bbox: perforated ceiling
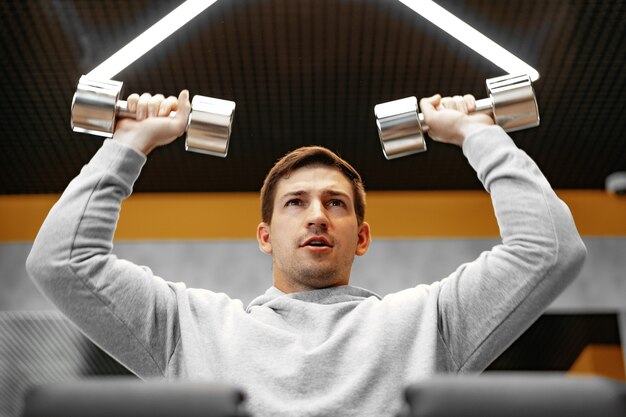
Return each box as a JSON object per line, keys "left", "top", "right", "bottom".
{"left": 0, "top": 0, "right": 624, "bottom": 194}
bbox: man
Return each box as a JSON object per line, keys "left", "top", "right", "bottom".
{"left": 27, "top": 89, "right": 586, "bottom": 417}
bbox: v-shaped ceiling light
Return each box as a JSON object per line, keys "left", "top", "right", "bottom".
{"left": 87, "top": 0, "right": 219, "bottom": 80}
{"left": 87, "top": 0, "right": 539, "bottom": 81}
{"left": 397, "top": 0, "right": 539, "bottom": 81}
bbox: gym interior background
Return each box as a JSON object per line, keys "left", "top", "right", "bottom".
{"left": 0, "top": 0, "right": 624, "bottom": 415}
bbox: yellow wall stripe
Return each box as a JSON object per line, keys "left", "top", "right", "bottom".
{"left": 1, "top": 190, "right": 625, "bottom": 242}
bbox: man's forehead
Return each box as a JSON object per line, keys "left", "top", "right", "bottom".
{"left": 275, "top": 165, "right": 353, "bottom": 197}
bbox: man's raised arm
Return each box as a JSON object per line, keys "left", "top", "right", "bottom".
{"left": 25, "top": 91, "right": 192, "bottom": 378}
{"left": 419, "top": 95, "right": 587, "bottom": 372}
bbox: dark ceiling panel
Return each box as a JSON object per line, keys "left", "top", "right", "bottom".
{"left": 0, "top": 0, "right": 624, "bottom": 194}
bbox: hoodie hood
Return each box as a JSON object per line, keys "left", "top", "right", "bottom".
{"left": 246, "top": 285, "right": 381, "bottom": 313}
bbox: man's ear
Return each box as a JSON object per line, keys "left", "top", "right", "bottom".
{"left": 355, "top": 221, "right": 371, "bottom": 256}
{"left": 257, "top": 222, "right": 272, "bottom": 254}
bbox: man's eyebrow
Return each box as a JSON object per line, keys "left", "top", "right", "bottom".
{"left": 325, "top": 189, "right": 351, "bottom": 199}
{"left": 279, "top": 189, "right": 351, "bottom": 199}
{"left": 279, "top": 190, "right": 307, "bottom": 200}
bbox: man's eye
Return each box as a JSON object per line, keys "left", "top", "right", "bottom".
{"left": 328, "top": 199, "right": 345, "bottom": 207}
{"left": 286, "top": 199, "right": 302, "bottom": 206}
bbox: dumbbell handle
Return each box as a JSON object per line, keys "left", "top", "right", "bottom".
{"left": 115, "top": 100, "right": 177, "bottom": 119}
{"left": 116, "top": 100, "right": 140, "bottom": 119}
{"left": 417, "top": 97, "right": 492, "bottom": 133}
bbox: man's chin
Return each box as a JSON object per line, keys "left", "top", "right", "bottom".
{"left": 296, "top": 266, "right": 341, "bottom": 286}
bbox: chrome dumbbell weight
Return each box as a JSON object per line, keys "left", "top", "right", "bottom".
{"left": 374, "top": 74, "right": 539, "bottom": 159}
{"left": 71, "top": 76, "right": 236, "bottom": 157}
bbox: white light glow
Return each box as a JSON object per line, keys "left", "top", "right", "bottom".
{"left": 88, "top": 0, "right": 538, "bottom": 82}
{"left": 86, "top": 0, "right": 219, "bottom": 80}
{"left": 397, "top": 0, "right": 540, "bottom": 81}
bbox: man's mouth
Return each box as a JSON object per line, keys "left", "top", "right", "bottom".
{"left": 301, "top": 236, "right": 333, "bottom": 248}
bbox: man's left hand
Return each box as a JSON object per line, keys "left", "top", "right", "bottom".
{"left": 420, "top": 94, "right": 495, "bottom": 147}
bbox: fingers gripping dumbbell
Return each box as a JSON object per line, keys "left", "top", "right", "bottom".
{"left": 71, "top": 76, "right": 236, "bottom": 157}
{"left": 374, "top": 74, "right": 540, "bottom": 159}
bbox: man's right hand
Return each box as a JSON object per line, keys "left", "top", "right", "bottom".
{"left": 113, "top": 90, "right": 192, "bottom": 155}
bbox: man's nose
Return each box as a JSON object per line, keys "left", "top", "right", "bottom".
{"left": 307, "top": 200, "right": 329, "bottom": 229}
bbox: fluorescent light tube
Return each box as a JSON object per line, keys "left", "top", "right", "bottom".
{"left": 397, "top": 0, "right": 540, "bottom": 81}
{"left": 87, "top": 0, "right": 219, "bottom": 80}
{"left": 87, "top": 0, "right": 538, "bottom": 82}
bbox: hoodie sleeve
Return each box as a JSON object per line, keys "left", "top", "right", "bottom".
{"left": 436, "top": 126, "right": 587, "bottom": 372}
{"left": 26, "top": 139, "right": 180, "bottom": 378}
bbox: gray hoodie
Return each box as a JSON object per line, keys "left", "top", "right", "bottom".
{"left": 26, "top": 126, "right": 587, "bottom": 417}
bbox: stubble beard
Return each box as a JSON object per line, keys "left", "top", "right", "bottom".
{"left": 275, "top": 250, "right": 353, "bottom": 290}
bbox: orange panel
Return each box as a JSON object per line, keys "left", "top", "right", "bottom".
{"left": 1, "top": 190, "right": 624, "bottom": 241}
{"left": 568, "top": 344, "right": 625, "bottom": 382}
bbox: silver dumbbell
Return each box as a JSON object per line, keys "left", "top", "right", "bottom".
{"left": 374, "top": 74, "right": 540, "bottom": 159}
{"left": 71, "top": 76, "right": 236, "bottom": 157}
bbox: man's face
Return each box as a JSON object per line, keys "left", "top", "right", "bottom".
{"left": 257, "top": 165, "right": 371, "bottom": 293}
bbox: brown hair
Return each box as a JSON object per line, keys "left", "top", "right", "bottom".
{"left": 260, "top": 146, "right": 366, "bottom": 225}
